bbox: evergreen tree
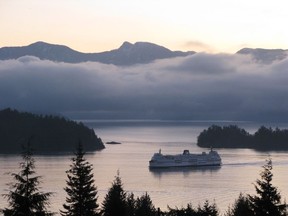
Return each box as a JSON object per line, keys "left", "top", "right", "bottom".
{"left": 135, "top": 192, "right": 157, "bottom": 216}
{"left": 224, "top": 193, "right": 253, "bottom": 216}
{"left": 101, "top": 171, "right": 127, "bottom": 216}
{"left": 249, "top": 158, "right": 287, "bottom": 216}
{"left": 166, "top": 203, "right": 197, "bottom": 216}
{"left": 1, "top": 142, "right": 53, "bottom": 216}
{"left": 126, "top": 192, "right": 136, "bottom": 216}
{"left": 61, "top": 142, "right": 99, "bottom": 216}
{"left": 197, "top": 200, "right": 218, "bottom": 216}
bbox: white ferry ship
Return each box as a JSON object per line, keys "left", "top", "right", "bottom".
{"left": 149, "top": 149, "right": 222, "bottom": 168}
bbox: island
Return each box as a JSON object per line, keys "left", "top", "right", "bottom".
{"left": 0, "top": 108, "right": 105, "bottom": 154}
{"left": 106, "top": 141, "right": 122, "bottom": 145}
{"left": 197, "top": 125, "right": 288, "bottom": 151}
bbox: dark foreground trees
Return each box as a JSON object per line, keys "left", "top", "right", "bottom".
{"left": 197, "top": 200, "right": 219, "bottom": 216}
{"left": 135, "top": 192, "right": 157, "bottom": 216}
{"left": 101, "top": 172, "right": 158, "bottom": 216}
{"left": 249, "top": 158, "right": 287, "bottom": 216}
{"left": 1, "top": 143, "right": 53, "bottom": 216}
{"left": 166, "top": 200, "right": 218, "bottom": 216}
{"left": 225, "top": 158, "right": 287, "bottom": 216}
{"left": 101, "top": 171, "right": 127, "bottom": 216}
{"left": 61, "top": 143, "right": 100, "bottom": 216}
{"left": 225, "top": 193, "right": 253, "bottom": 216}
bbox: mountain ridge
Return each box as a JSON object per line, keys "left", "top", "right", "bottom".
{"left": 1, "top": 41, "right": 287, "bottom": 65}
{"left": 236, "top": 47, "right": 288, "bottom": 63}
{"left": 0, "top": 41, "right": 195, "bottom": 65}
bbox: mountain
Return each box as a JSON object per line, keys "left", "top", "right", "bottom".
{"left": 0, "top": 41, "right": 195, "bottom": 65}
{"left": 3, "top": 42, "right": 288, "bottom": 65}
{"left": 236, "top": 48, "right": 288, "bottom": 63}
{"left": 0, "top": 41, "right": 86, "bottom": 63}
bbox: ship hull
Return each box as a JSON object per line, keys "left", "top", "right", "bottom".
{"left": 149, "top": 149, "right": 222, "bottom": 168}
{"left": 149, "top": 161, "right": 221, "bottom": 168}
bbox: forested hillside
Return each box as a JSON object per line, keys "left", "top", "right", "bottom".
{"left": 0, "top": 108, "right": 104, "bottom": 153}
{"left": 197, "top": 125, "right": 288, "bottom": 151}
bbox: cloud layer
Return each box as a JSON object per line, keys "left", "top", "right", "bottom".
{"left": 1, "top": 53, "right": 288, "bottom": 121}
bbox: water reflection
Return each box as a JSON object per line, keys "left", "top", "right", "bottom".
{"left": 149, "top": 166, "right": 221, "bottom": 178}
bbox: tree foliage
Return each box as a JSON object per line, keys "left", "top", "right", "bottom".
{"left": 166, "top": 201, "right": 218, "bottom": 216}
{"left": 101, "top": 171, "right": 127, "bottom": 216}
{"left": 61, "top": 142, "right": 99, "bottom": 216}
{"left": 126, "top": 192, "right": 137, "bottom": 216}
{"left": 224, "top": 193, "right": 253, "bottom": 216}
{"left": 197, "top": 200, "right": 218, "bottom": 216}
{"left": 249, "top": 158, "right": 287, "bottom": 216}
{"left": 0, "top": 108, "right": 104, "bottom": 153}
{"left": 197, "top": 124, "right": 288, "bottom": 150}
{"left": 197, "top": 125, "right": 252, "bottom": 149}
{"left": 166, "top": 203, "right": 197, "bottom": 216}
{"left": 135, "top": 192, "right": 157, "bottom": 216}
{"left": 1, "top": 142, "right": 53, "bottom": 216}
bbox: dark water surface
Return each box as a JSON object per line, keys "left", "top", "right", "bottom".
{"left": 1, "top": 120, "right": 287, "bottom": 215}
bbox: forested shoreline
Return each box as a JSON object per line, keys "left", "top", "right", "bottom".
{"left": 0, "top": 108, "right": 105, "bottom": 153}
{"left": 197, "top": 125, "right": 288, "bottom": 151}
{"left": 1, "top": 143, "right": 287, "bottom": 216}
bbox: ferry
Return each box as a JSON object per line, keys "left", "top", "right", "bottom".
{"left": 149, "top": 148, "right": 222, "bottom": 168}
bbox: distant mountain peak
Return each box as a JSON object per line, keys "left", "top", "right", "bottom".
{"left": 118, "top": 41, "right": 171, "bottom": 52}
{"left": 119, "top": 41, "right": 133, "bottom": 50}
{"left": 237, "top": 47, "right": 288, "bottom": 63}
{"left": 29, "top": 41, "right": 51, "bottom": 46}
{"left": 27, "top": 41, "right": 78, "bottom": 53}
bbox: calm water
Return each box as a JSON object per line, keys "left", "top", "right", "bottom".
{"left": 1, "top": 121, "right": 288, "bottom": 215}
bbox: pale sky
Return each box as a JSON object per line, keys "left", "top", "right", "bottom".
{"left": 1, "top": 0, "right": 288, "bottom": 53}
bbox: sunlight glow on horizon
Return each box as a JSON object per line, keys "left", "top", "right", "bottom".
{"left": 1, "top": 0, "right": 288, "bottom": 53}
